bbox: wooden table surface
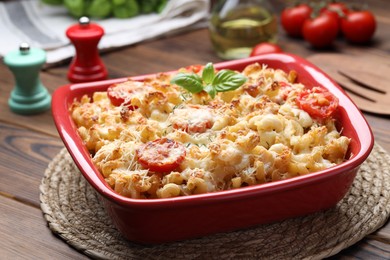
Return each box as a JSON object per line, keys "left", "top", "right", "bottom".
{"left": 1, "top": 0, "right": 390, "bottom": 259}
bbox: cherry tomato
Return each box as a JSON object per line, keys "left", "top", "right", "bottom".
{"left": 324, "top": 2, "right": 349, "bottom": 17}
{"left": 296, "top": 87, "right": 339, "bottom": 119}
{"left": 320, "top": 2, "right": 349, "bottom": 29}
{"left": 341, "top": 10, "right": 376, "bottom": 44}
{"left": 107, "top": 81, "right": 147, "bottom": 108}
{"left": 249, "top": 43, "right": 283, "bottom": 57}
{"left": 185, "top": 65, "right": 203, "bottom": 73}
{"left": 281, "top": 4, "right": 312, "bottom": 37}
{"left": 328, "top": 2, "right": 349, "bottom": 14}
{"left": 302, "top": 13, "right": 339, "bottom": 48}
{"left": 136, "top": 138, "right": 186, "bottom": 173}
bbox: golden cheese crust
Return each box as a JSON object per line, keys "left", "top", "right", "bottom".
{"left": 70, "top": 63, "right": 350, "bottom": 199}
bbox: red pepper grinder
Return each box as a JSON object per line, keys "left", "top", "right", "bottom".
{"left": 66, "top": 16, "right": 108, "bottom": 83}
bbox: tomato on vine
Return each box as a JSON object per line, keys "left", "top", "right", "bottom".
{"left": 341, "top": 10, "right": 376, "bottom": 44}
{"left": 302, "top": 12, "right": 339, "bottom": 48}
{"left": 320, "top": 1, "right": 349, "bottom": 29}
{"left": 281, "top": 4, "right": 312, "bottom": 37}
{"left": 249, "top": 43, "right": 283, "bottom": 56}
{"left": 327, "top": 2, "right": 349, "bottom": 15}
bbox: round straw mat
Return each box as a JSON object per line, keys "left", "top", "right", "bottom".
{"left": 40, "top": 143, "right": 390, "bottom": 260}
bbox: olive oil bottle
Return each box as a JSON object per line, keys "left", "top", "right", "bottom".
{"left": 209, "top": 0, "right": 277, "bottom": 60}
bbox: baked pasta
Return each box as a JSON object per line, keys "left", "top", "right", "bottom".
{"left": 70, "top": 63, "right": 350, "bottom": 199}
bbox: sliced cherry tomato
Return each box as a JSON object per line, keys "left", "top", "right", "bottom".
{"left": 281, "top": 4, "right": 312, "bottom": 38}
{"left": 341, "top": 10, "right": 376, "bottom": 44}
{"left": 296, "top": 87, "right": 339, "bottom": 119}
{"left": 185, "top": 65, "right": 203, "bottom": 73}
{"left": 302, "top": 13, "right": 339, "bottom": 48}
{"left": 136, "top": 138, "right": 186, "bottom": 173}
{"left": 107, "top": 81, "right": 147, "bottom": 109}
{"left": 278, "top": 81, "right": 293, "bottom": 100}
{"left": 250, "top": 43, "right": 283, "bottom": 57}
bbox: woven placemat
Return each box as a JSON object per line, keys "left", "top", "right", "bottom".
{"left": 40, "top": 143, "right": 390, "bottom": 260}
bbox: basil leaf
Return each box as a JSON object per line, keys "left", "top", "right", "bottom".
{"left": 212, "top": 69, "right": 247, "bottom": 92}
{"left": 204, "top": 84, "right": 217, "bottom": 99}
{"left": 171, "top": 63, "right": 247, "bottom": 98}
{"left": 202, "top": 62, "right": 215, "bottom": 84}
{"left": 170, "top": 73, "right": 204, "bottom": 93}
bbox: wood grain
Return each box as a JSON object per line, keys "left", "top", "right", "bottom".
{"left": 307, "top": 53, "right": 390, "bottom": 115}
{"left": 0, "top": 122, "right": 63, "bottom": 207}
{"left": 0, "top": 195, "right": 88, "bottom": 259}
{"left": 330, "top": 239, "right": 390, "bottom": 260}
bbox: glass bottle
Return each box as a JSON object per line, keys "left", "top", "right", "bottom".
{"left": 209, "top": 0, "right": 278, "bottom": 60}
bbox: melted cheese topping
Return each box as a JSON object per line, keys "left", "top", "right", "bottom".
{"left": 70, "top": 63, "right": 350, "bottom": 199}
{"left": 168, "top": 105, "right": 215, "bottom": 133}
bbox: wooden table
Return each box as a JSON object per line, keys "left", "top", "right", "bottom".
{"left": 1, "top": 0, "right": 389, "bottom": 258}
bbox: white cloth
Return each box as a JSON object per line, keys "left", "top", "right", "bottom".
{"left": 0, "top": 0, "right": 209, "bottom": 64}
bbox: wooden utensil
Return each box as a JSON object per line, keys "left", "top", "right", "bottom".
{"left": 307, "top": 53, "right": 390, "bottom": 115}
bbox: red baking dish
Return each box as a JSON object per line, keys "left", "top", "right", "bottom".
{"left": 52, "top": 53, "right": 374, "bottom": 244}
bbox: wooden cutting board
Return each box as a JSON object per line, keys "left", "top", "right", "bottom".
{"left": 307, "top": 53, "right": 390, "bottom": 115}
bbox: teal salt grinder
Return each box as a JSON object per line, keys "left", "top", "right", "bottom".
{"left": 4, "top": 43, "right": 51, "bottom": 115}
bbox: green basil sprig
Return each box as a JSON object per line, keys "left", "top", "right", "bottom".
{"left": 170, "top": 63, "right": 247, "bottom": 99}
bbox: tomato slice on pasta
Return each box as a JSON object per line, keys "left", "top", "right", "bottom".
{"left": 107, "top": 81, "right": 147, "bottom": 109}
{"left": 278, "top": 81, "right": 294, "bottom": 100}
{"left": 185, "top": 64, "right": 203, "bottom": 73}
{"left": 296, "top": 87, "right": 338, "bottom": 119}
{"left": 136, "top": 138, "right": 186, "bottom": 173}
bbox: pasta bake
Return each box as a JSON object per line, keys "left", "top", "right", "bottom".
{"left": 70, "top": 63, "right": 350, "bottom": 199}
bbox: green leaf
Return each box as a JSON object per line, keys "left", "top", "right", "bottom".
{"left": 139, "top": 0, "right": 159, "bottom": 13}
{"left": 156, "top": 0, "right": 168, "bottom": 13}
{"left": 171, "top": 63, "right": 247, "bottom": 98}
{"left": 113, "top": 0, "right": 139, "bottom": 18}
{"left": 86, "top": 0, "right": 112, "bottom": 18}
{"left": 63, "top": 0, "right": 85, "bottom": 17}
{"left": 202, "top": 63, "right": 215, "bottom": 85}
{"left": 212, "top": 69, "right": 247, "bottom": 92}
{"left": 41, "top": 0, "right": 63, "bottom": 5}
{"left": 170, "top": 73, "right": 204, "bottom": 93}
{"left": 113, "top": 0, "right": 125, "bottom": 5}
{"left": 204, "top": 84, "right": 217, "bottom": 99}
